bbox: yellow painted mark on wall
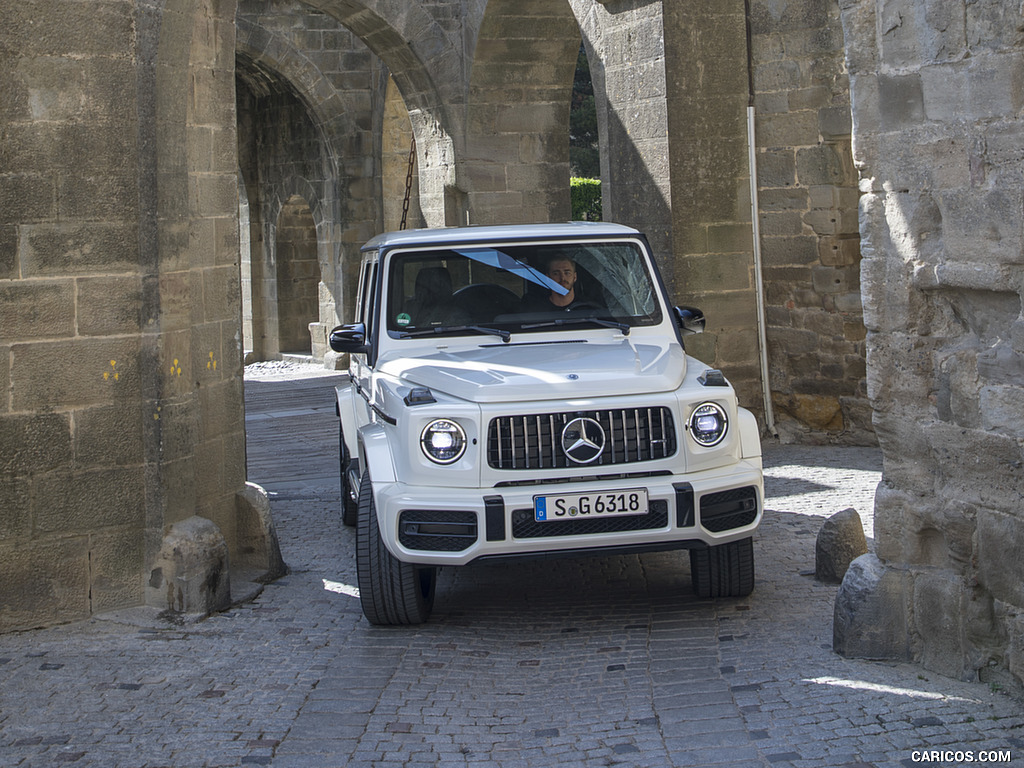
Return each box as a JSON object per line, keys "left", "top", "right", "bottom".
{"left": 103, "top": 360, "right": 119, "bottom": 381}
{"left": 170, "top": 358, "right": 182, "bottom": 377}
{"left": 207, "top": 351, "right": 217, "bottom": 371}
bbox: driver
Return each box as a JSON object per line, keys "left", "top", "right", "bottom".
{"left": 545, "top": 257, "right": 578, "bottom": 308}
{"left": 521, "top": 257, "right": 582, "bottom": 312}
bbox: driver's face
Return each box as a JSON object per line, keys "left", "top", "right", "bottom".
{"left": 548, "top": 259, "right": 576, "bottom": 291}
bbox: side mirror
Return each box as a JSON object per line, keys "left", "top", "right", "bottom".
{"left": 674, "top": 306, "right": 705, "bottom": 335}
{"left": 329, "top": 323, "right": 369, "bottom": 354}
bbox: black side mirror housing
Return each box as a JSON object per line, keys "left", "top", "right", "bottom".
{"left": 329, "top": 323, "right": 369, "bottom": 354}
{"left": 674, "top": 306, "right": 705, "bottom": 335}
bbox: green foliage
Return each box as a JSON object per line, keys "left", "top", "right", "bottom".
{"left": 571, "top": 177, "right": 602, "bottom": 221}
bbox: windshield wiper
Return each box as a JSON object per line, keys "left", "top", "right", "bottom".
{"left": 399, "top": 324, "right": 512, "bottom": 343}
{"left": 521, "top": 317, "right": 630, "bottom": 335}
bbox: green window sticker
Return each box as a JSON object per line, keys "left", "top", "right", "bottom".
{"left": 396, "top": 312, "right": 412, "bottom": 327}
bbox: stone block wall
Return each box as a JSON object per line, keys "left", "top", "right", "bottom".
{"left": 1, "top": 0, "right": 251, "bottom": 631}
{"left": 465, "top": 0, "right": 580, "bottom": 225}
{"left": 1, "top": 0, "right": 149, "bottom": 627}
{"left": 752, "top": 0, "right": 871, "bottom": 442}
{"left": 836, "top": 0, "right": 1024, "bottom": 684}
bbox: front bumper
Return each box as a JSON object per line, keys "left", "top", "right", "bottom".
{"left": 371, "top": 460, "right": 764, "bottom": 566}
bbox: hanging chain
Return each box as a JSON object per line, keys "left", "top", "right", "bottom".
{"left": 400, "top": 135, "right": 416, "bottom": 230}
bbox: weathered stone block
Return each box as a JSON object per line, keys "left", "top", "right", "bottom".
{"left": 0, "top": 173, "right": 56, "bottom": 223}
{"left": 796, "top": 144, "right": 853, "bottom": 187}
{"left": 18, "top": 221, "right": 139, "bottom": 277}
{"left": 33, "top": 467, "right": 145, "bottom": 534}
{"left": 774, "top": 392, "right": 844, "bottom": 431}
{"left": 818, "top": 236, "right": 861, "bottom": 267}
{"left": 0, "top": 537, "right": 90, "bottom": 632}
{"left": 811, "top": 265, "right": 854, "bottom": 294}
{"left": 915, "top": 570, "right": 972, "bottom": 680}
{"left": 147, "top": 516, "right": 231, "bottom": 618}
{"left": 73, "top": 403, "right": 144, "bottom": 469}
{"left": 76, "top": 276, "right": 144, "bottom": 336}
{"left": 756, "top": 110, "right": 820, "bottom": 147}
{"left": 761, "top": 235, "right": 819, "bottom": 267}
{"left": 0, "top": 412, "right": 72, "bottom": 475}
{"left": 0, "top": 227, "right": 16, "bottom": 279}
{"left": 0, "top": 280, "right": 75, "bottom": 341}
{"left": 89, "top": 529, "right": 145, "bottom": 613}
{"left": 878, "top": 73, "right": 926, "bottom": 131}
{"left": 834, "top": 554, "right": 912, "bottom": 661}
{"left": 757, "top": 149, "right": 797, "bottom": 188}
{"left": 819, "top": 105, "right": 852, "bottom": 138}
{"left": 816, "top": 508, "right": 868, "bottom": 583}
{"left": 0, "top": 477, "right": 31, "bottom": 541}
{"left": 978, "top": 509, "right": 1024, "bottom": 610}
{"left": 235, "top": 482, "right": 286, "bottom": 579}
{"left": 11, "top": 336, "right": 141, "bottom": 411}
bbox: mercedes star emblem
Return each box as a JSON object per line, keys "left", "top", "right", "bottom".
{"left": 561, "top": 417, "right": 606, "bottom": 464}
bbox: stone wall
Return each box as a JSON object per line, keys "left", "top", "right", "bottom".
{"left": 1, "top": 0, "right": 254, "bottom": 630}
{"left": 835, "top": 0, "right": 1024, "bottom": 684}
{"left": 751, "top": 0, "right": 871, "bottom": 442}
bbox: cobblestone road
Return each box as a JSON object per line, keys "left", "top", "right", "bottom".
{"left": 2, "top": 366, "right": 1023, "bottom": 767}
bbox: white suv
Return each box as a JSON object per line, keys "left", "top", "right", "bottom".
{"left": 330, "top": 222, "right": 763, "bottom": 624}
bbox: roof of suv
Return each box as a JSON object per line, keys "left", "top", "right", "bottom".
{"left": 361, "top": 222, "right": 641, "bottom": 252}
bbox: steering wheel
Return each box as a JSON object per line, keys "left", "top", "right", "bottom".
{"left": 566, "top": 301, "right": 603, "bottom": 313}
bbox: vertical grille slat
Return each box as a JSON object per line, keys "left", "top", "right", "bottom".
{"left": 488, "top": 407, "right": 677, "bottom": 470}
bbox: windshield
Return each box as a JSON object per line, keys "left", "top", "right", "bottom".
{"left": 384, "top": 240, "right": 663, "bottom": 338}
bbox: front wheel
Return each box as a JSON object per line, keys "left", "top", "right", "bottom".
{"left": 690, "top": 537, "right": 754, "bottom": 598}
{"left": 355, "top": 471, "right": 436, "bottom": 625}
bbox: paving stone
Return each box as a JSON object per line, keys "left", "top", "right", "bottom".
{"left": 0, "top": 366, "right": 1022, "bottom": 767}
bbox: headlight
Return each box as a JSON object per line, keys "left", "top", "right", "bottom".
{"left": 420, "top": 419, "right": 467, "bottom": 464}
{"left": 688, "top": 402, "right": 728, "bottom": 447}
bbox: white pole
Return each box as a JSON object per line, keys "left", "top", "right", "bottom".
{"left": 747, "top": 105, "right": 778, "bottom": 437}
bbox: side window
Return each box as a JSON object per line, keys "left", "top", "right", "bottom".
{"left": 361, "top": 261, "right": 378, "bottom": 337}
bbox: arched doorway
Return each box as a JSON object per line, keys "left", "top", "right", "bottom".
{"left": 382, "top": 76, "right": 424, "bottom": 232}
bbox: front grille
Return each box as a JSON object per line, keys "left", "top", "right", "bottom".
{"left": 699, "top": 487, "right": 759, "bottom": 532}
{"left": 511, "top": 500, "right": 669, "bottom": 539}
{"left": 488, "top": 408, "right": 676, "bottom": 470}
{"left": 398, "top": 510, "right": 478, "bottom": 552}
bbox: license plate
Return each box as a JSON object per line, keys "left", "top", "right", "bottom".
{"left": 534, "top": 489, "right": 649, "bottom": 522}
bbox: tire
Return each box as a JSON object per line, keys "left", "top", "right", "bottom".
{"left": 355, "top": 470, "right": 436, "bottom": 625}
{"left": 690, "top": 537, "right": 755, "bottom": 598}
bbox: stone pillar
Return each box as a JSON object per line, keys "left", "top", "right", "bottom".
{"left": 464, "top": 0, "right": 580, "bottom": 226}
{"left": 663, "top": 3, "right": 763, "bottom": 417}
{"left": 748, "top": 0, "right": 870, "bottom": 442}
{"left": 0, "top": 0, "right": 269, "bottom": 631}
{"left": 836, "top": 0, "right": 1024, "bottom": 683}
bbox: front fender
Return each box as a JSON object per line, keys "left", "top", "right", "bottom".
{"left": 336, "top": 379, "right": 359, "bottom": 459}
{"left": 737, "top": 407, "right": 762, "bottom": 461}
{"left": 358, "top": 423, "right": 397, "bottom": 484}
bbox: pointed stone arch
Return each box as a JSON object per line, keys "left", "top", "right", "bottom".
{"left": 236, "top": 12, "right": 367, "bottom": 362}
{"left": 299, "top": 0, "right": 463, "bottom": 227}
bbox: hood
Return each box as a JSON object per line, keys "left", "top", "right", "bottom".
{"left": 377, "top": 338, "right": 685, "bottom": 403}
